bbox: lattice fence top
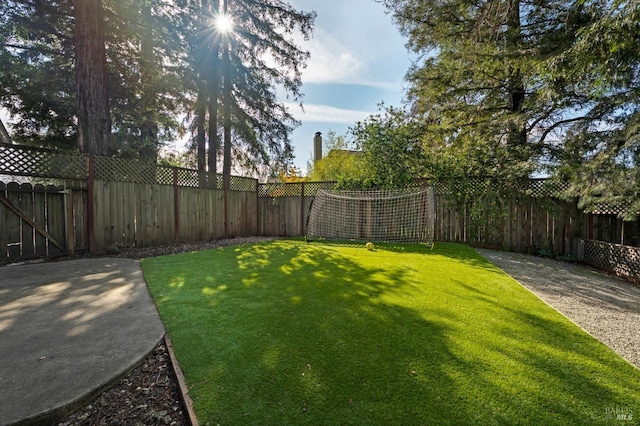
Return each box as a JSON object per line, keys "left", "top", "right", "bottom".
{"left": 431, "top": 178, "right": 571, "bottom": 198}
{"left": 0, "top": 143, "right": 86, "bottom": 179}
{"left": 258, "top": 181, "right": 337, "bottom": 197}
{"left": 0, "top": 143, "right": 259, "bottom": 191}
{"left": 94, "top": 157, "right": 257, "bottom": 190}
{"left": 525, "top": 179, "right": 571, "bottom": 197}
{"left": 586, "top": 202, "right": 640, "bottom": 217}
{"left": 230, "top": 176, "right": 258, "bottom": 192}
{"left": 259, "top": 179, "right": 573, "bottom": 199}
{"left": 172, "top": 168, "right": 218, "bottom": 189}
{"left": 94, "top": 156, "right": 158, "bottom": 183}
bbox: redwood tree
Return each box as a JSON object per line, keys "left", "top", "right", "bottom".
{"left": 74, "top": 0, "right": 111, "bottom": 156}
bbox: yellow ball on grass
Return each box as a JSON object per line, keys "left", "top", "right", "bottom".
{"left": 366, "top": 242, "right": 374, "bottom": 251}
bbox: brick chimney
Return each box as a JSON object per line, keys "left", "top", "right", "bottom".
{"left": 313, "top": 132, "right": 322, "bottom": 163}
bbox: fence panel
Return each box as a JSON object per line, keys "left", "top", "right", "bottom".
{"left": 178, "top": 187, "right": 228, "bottom": 242}
{"left": 93, "top": 180, "right": 176, "bottom": 249}
{"left": 4, "top": 183, "right": 23, "bottom": 257}
{"left": 583, "top": 240, "right": 640, "bottom": 281}
{"left": 227, "top": 190, "right": 258, "bottom": 237}
{"left": 67, "top": 180, "right": 89, "bottom": 251}
{"left": 46, "top": 185, "right": 66, "bottom": 257}
{"left": 0, "top": 182, "right": 67, "bottom": 261}
{"left": 258, "top": 196, "right": 300, "bottom": 237}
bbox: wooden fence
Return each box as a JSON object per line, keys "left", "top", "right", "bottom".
{"left": 257, "top": 180, "right": 640, "bottom": 254}
{"left": 0, "top": 143, "right": 257, "bottom": 262}
{"left": 2, "top": 142, "right": 639, "bottom": 264}
{"left": 1, "top": 182, "right": 68, "bottom": 259}
{"left": 257, "top": 182, "right": 335, "bottom": 237}
{"left": 91, "top": 180, "right": 257, "bottom": 250}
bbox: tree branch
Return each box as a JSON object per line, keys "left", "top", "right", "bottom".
{"left": 0, "top": 43, "right": 67, "bottom": 57}
{"left": 0, "top": 118, "right": 11, "bottom": 144}
{"left": 536, "top": 116, "right": 590, "bottom": 145}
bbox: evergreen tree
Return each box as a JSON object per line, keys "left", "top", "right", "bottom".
{"left": 102, "top": 0, "right": 187, "bottom": 158}
{"left": 381, "top": 0, "right": 598, "bottom": 182}
{"left": 546, "top": 0, "right": 640, "bottom": 219}
{"left": 190, "top": 0, "right": 315, "bottom": 175}
{"left": 0, "top": 0, "right": 186, "bottom": 156}
{"left": 383, "top": 0, "right": 640, "bottom": 217}
{"left": 0, "top": 0, "right": 77, "bottom": 148}
{"left": 1, "top": 0, "right": 314, "bottom": 168}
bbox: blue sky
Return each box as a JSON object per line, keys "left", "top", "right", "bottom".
{"left": 285, "top": 0, "right": 412, "bottom": 173}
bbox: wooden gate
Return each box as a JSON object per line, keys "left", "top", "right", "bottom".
{"left": 0, "top": 181, "right": 69, "bottom": 262}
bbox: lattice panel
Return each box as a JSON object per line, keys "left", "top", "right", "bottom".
{"left": 258, "top": 181, "right": 338, "bottom": 197}
{"left": 173, "top": 168, "right": 219, "bottom": 189}
{"left": 259, "top": 183, "right": 301, "bottom": 197}
{"left": 525, "top": 179, "right": 570, "bottom": 198}
{"left": 583, "top": 240, "right": 640, "bottom": 280}
{"left": 94, "top": 156, "right": 159, "bottom": 184}
{"left": 0, "top": 143, "right": 86, "bottom": 179}
{"left": 156, "top": 167, "right": 175, "bottom": 185}
{"left": 432, "top": 178, "right": 494, "bottom": 196}
{"left": 586, "top": 202, "right": 640, "bottom": 217}
{"left": 303, "top": 182, "right": 338, "bottom": 196}
{"left": 433, "top": 178, "right": 571, "bottom": 199}
{"left": 230, "top": 176, "right": 257, "bottom": 192}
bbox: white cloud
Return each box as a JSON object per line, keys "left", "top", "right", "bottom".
{"left": 289, "top": 0, "right": 410, "bottom": 90}
{"left": 299, "top": 28, "right": 367, "bottom": 85}
{"left": 287, "top": 102, "right": 373, "bottom": 124}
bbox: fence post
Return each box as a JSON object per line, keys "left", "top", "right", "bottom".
{"left": 173, "top": 168, "right": 180, "bottom": 242}
{"left": 224, "top": 175, "right": 229, "bottom": 238}
{"left": 256, "top": 180, "right": 261, "bottom": 236}
{"left": 64, "top": 181, "right": 75, "bottom": 256}
{"left": 87, "top": 154, "right": 96, "bottom": 252}
{"left": 300, "top": 182, "right": 305, "bottom": 236}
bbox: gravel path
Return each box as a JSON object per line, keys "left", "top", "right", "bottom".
{"left": 477, "top": 249, "right": 640, "bottom": 370}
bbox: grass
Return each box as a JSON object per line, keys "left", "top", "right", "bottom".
{"left": 142, "top": 240, "right": 640, "bottom": 425}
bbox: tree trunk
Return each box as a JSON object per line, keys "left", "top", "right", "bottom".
{"left": 74, "top": 0, "right": 111, "bottom": 156}
{"left": 139, "top": 0, "right": 158, "bottom": 161}
{"left": 208, "top": 83, "right": 219, "bottom": 174}
{"left": 506, "top": 0, "right": 527, "bottom": 148}
{"left": 222, "top": 0, "right": 232, "bottom": 237}
{"left": 207, "top": 0, "right": 221, "bottom": 176}
{"left": 196, "top": 88, "right": 207, "bottom": 171}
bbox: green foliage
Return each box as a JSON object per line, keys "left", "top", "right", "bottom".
{"left": 544, "top": 0, "right": 640, "bottom": 219}
{"left": 308, "top": 130, "right": 365, "bottom": 185}
{"left": 0, "top": 0, "right": 186, "bottom": 155}
{"left": 143, "top": 239, "right": 640, "bottom": 425}
{"left": 381, "top": 0, "right": 572, "bottom": 181}
{"left": 0, "top": 1, "right": 76, "bottom": 148}
{"left": 537, "top": 248, "right": 578, "bottom": 263}
{"left": 350, "top": 105, "right": 427, "bottom": 188}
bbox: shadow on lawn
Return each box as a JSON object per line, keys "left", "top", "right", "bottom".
{"left": 145, "top": 241, "right": 640, "bottom": 425}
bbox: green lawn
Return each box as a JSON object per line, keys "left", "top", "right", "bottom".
{"left": 142, "top": 240, "right": 640, "bottom": 425}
